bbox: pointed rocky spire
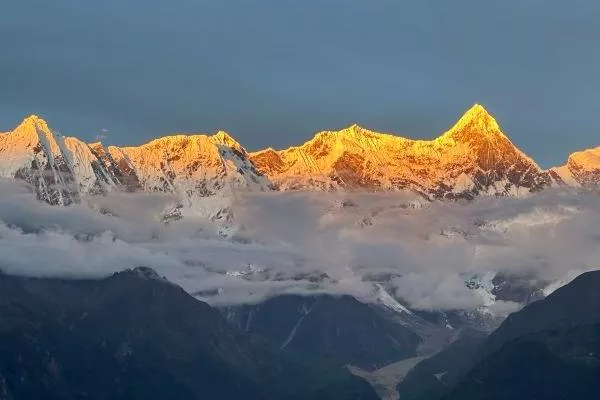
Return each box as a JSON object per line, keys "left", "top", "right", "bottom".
{"left": 461, "top": 103, "right": 493, "bottom": 119}
{"left": 441, "top": 104, "right": 506, "bottom": 144}
{"left": 211, "top": 130, "right": 245, "bottom": 154}
{"left": 211, "top": 130, "right": 236, "bottom": 144}
{"left": 457, "top": 104, "right": 499, "bottom": 127}
{"left": 342, "top": 123, "right": 375, "bottom": 134}
{"left": 14, "top": 114, "right": 52, "bottom": 135}
{"left": 5, "top": 115, "right": 56, "bottom": 151}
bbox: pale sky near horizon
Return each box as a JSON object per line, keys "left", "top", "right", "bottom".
{"left": 1, "top": 0, "right": 600, "bottom": 167}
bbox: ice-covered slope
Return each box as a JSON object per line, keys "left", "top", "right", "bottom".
{"left": 4, "top": 106, "right": 599, "bottom": 208}
{"left": 106, "top": 132, "right": 270, "bottom": 194}
{"left": 0, "top": 115, "right": 116, "bottom": 205}
{"left": 106, "top": 132, "right": 272, "bottom": 219}
{"left": 250, "top": 105, "right": 553, "bottom": 199}
{"left": 0, "top": 116, "right": 272, "bottom": 217}
{"left": 551, "top": 146, "right": 600, "bottom": 187}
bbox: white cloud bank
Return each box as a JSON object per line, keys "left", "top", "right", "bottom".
{"left": 0, "top": 179, "right": 599, "bottom": 312}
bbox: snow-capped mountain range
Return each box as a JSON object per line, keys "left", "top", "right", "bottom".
{"left": 3, "top": 107, "right": 600, "bottom": 367}
{"left": 251, "top": 104, "right": 553, "bottom": 198}
{"left": 1, "top": 104, "right": 600, "bottom": 210}
{"left": 0, "top": 115, "right": 271, "bottom": 219}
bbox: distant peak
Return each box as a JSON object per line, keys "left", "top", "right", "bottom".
{"left": 253, "top": 147, "right": 278, "bottom": 155}
{"left": 115, "top": 267, "right": 169, "bottom": 282}
{"left": 19, "top": 114, "right": 50, "bottom": 129}
{"left": 458, "top": 103, "right": 496, "bottom": 125}
{"left": 211, "top": 130, "right": 235, "bottom": 142}
{"left": 23, "top": 114, "right": 45, "bottom": 122}
{"left": 12, "top": 114, "right": 53, "bottom": 138}
{"left": 441, "top": 103, "right": 505, "bottom": 143}
{"left": 340, "top": 123, "right": 371, "bottom": 134}
{"left": 466, "top": 103, "right": 489, "bottom": 115}
{"left": 210, "top": 130, "right": 246, "bottom": 154}
{"left": 315, "top": 124, "right": 378, "bottom": 141}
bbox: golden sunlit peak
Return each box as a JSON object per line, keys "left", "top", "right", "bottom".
{"left": 21, "top": 114, "right": 47, "bottom": 125}
{"left": 459, "top": 103, "right": 495, "bottom": 123}
{"left": 441, "top": 103, "right": 505, "bottom": 143}
{"left": 314, "top": 123, "right": 365, "bottom": 137}
{"left": 16, "top": 114, "right": 51, "bottom": 133}
{"left": 335, "top": 123, "right": 376, "bottom": 137}
{"left": 211, "top": 130, "right": 246, "bottom": 154}
{"left": 211, "top": 130, "right": 236, "bottom": 143}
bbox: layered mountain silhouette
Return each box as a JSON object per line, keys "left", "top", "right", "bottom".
{"left": 223, "top": 294, "right": 422, "bottom": 371}
{"left": 398, "top": 271, "right": 600, "bottom": 400}
{"left": 0, "top": 268, "right": 378, "bottom": 400}
{"left": 395, "top": 329, "right": 488, "bottom": 400}
{"left": 2, "top": 105, "right": 600, "bottom": 211}
{"left": 3, "top": 109, "right": 600, "bottom": 399}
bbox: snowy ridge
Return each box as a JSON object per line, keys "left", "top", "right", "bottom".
{"left": 374, "top": 284, "right": 413, "bottom": 315}
{"left": 250, "top": 105, "right": 554, "bottom": 199}
{"left": 0, "top": 115, "right": 116, "bottom": 204}
{"left": 105, "top": 132, "right": 272, "bottom": 220}
{"left": 0, "top": 116, "right": 271, "bottom": 219}
{"left": 551, "top": 146, "right": 600, "bottom": 188}
{"left": 3, "top": 105, "right": 600, "bottom": 211}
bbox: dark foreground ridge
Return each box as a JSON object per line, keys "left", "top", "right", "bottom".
{"left": 0, "top": 268, "right": 378, "bottom": 400}
{"left": 421, "top": 270, "right": 600, "bottom": 400}
{"left": 224, "top": 294, "right": 422, "bottom": 371}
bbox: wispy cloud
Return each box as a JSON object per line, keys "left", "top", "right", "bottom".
{"left": 0, "top": 179, "right": 598, "bottom": 312}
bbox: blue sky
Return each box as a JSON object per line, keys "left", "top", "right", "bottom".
{"left": 1, "top": 0, "right": 599, "bottom": 167}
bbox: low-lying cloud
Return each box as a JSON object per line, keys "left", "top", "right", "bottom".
{"left": 0, "top": 179, "right": 599, "bottom": 314}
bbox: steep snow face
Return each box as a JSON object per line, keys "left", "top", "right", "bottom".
{"left": 3, "top": 108, "right": 598, "bottom": 211}
{"left": 250, "top": 105, "right": 553, "bottom": 199}
{"left": 0, "top": 117, "right": 272, "bottom": 219}
{"left": 551, "top": 146, "right": 600, "bottom": 188}
{"left": 0, "top": 115, "right": 116, "bottom": 205}
{"left": 107, "top": 132, "right": 272, "bottom": 220}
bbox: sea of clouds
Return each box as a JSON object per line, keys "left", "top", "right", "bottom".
{"left": 0, "top": 179, "right": 598, "bottom": 314}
